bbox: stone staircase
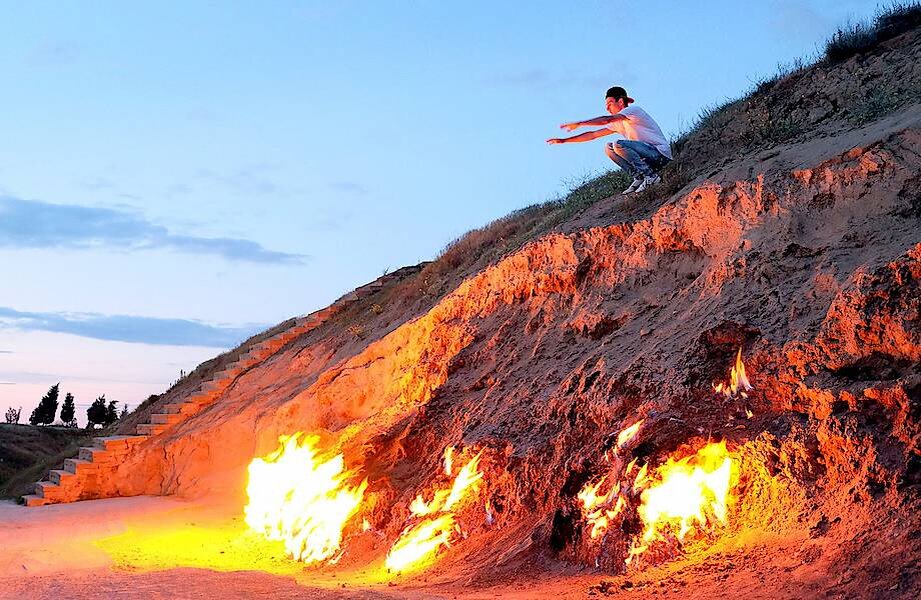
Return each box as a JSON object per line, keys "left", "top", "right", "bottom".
{"left": 22, "top": 435, "right": 148, "bottom": 506}
{"left": 22, "top": 264, "right": 425, "bottom": 507}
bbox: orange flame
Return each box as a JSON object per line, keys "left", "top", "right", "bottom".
{"left": 244, "top": 433, "right": 367, "bottom": 564}
{"left": 629, "top": 441, "right": 735, "bottom": 562}
{"left": 443, "top": 446, "right": 454, "bottom": 476}
{"left": 385, "top": 514, "right": 456, "bottom": 573}
{"left": 617, "top": 420, "right": 644, "bottom": 449}
{"left": 577, "top": 474, "right": 626, "bottom": 540}
{"left": 385, "top": 450, "right": 484, "bottom": 572}
{"left": 713, "top": 348, "right": 753, "bottom": 398}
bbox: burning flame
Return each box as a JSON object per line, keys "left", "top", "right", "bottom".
{"left": 578, "top": 421, "right": 646, "bottom": 539}
{"left": 485, "top": 499, "right": 495, "bottom": 526}
{"left": 713, "top": 348, "right": 753, "bottom": 398}
{"left": 443, "top": 446, "right": 454, "bottom": 476}
{"left": 385, "top": 514, "right": 456, "bottom": 573}
{"left": 578, "top": 475, "right": 626, "bottom": 540}
{"left": 617, "top": 419, "right": 644, "bottom": 448}
{"left": 244, "top": 433, "right": 367, "bottom": 564}
{"left": 385, "top": 450, "right": 483, "bottom": 572}
{"left": 629, "top": 441, "right": 735, "bottom": 561}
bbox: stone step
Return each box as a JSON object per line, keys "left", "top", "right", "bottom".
{"left": 200, "top": 380, "right": 223, "bottom": 393}
{"left": 79, "top": 447, "right": 110, "bottom": 462}
{"left": 177, "top": 403, "right": 203, "bottom": 416}
{"left": 94, "top": 435, "right": 147, "bottom": 451}
{"left": 163, "top": 403, "right": 186, "bottom": 414}
{"left": 150, "top": 413, "right": 183, "bottom": 425}
{"left": 64, "top": 458, "right": 97, "bottom": 475}
{"left": 22, "top": 494, "right": 51, "bottom": 507}
{"left": 238, "top": 353, "right": 261, "bottom": 366}
{"left": 35, "top": 481, "right": 61, "bottom": 499}
{"left": 339, "top": 292, "right": 360, "bottom": 303}
{"left": 215, "top": 365, "right": 244, "bottom": 379}
{"left": 137, "top": 423, "right": 168, "bottom": 436}
{"left": 187, "top": 392, "right": 214, "bottom": 404}
{"left": 49, "top": 469, "right": 77, "bottom": 486}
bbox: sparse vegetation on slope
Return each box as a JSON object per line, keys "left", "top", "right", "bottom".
{"left": 824, "top": 1, "right": 921, "bottom": 63}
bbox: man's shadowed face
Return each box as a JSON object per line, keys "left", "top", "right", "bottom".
{"left": 606, "top": 97, "right": 627, "bottom": 115}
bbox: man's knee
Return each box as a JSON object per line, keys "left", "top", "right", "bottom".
{"left": 612, "top": 139, "right": 633, "bottom": 157}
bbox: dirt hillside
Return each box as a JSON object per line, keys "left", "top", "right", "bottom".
{"left": 21, "top": 18, "right": 918, "bottom": 600}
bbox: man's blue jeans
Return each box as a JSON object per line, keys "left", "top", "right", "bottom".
{"left": 605, "top": 140, "right": 670, "bottom": 178}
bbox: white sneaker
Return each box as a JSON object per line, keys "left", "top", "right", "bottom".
{"left": 622, "top": 177, "right": 644, "bottom": 195}
{"left": 634, "top": 174, "right": 661, "bottom": 193}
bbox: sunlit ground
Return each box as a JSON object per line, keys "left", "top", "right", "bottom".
{"left": 95, "top": 512, "right": 303, "bottom": 577}
{"left": 0, "top": 495, "right": 397, "bottom": 590}
{"left": 86, "top": 497, "right": 410, "bottom": 588}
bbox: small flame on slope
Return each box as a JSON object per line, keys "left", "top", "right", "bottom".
{"left": 577, "top": 474, "right": 626, "bottom": 540}
{"left": 385, "top": 450, "right": 484, "bottom": 573}
{"left": 617, "top": 420, "right": 644, "bottom": 448}
{"left": 244, "top": 433, "right": 367, "bottom": 564}
{"left": 578, "top": 421, "right": 647, "bottom": 539}
{"left": 443, "top": 446, "right": 454, "bottom": 477}
{"left": 485, "top": 500, "right": 495, "bottom": 526}
{"left": 713, "top": 348, "right": 753, "bottom": 398}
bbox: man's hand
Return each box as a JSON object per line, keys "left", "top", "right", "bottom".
{"left": 560, "top": 122, "right": 581, "bottom": 132}
{"left": 546, "top": 138, "right": 566, "bottom": 144}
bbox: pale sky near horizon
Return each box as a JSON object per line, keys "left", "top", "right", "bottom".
{"left": 1, "top": 0, "right": 881, "bottom": 424}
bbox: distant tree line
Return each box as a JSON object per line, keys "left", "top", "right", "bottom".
{"left": 2, "top": 383, "right": 130, "bottom": 429}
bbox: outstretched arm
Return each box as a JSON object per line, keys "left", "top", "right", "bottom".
{"left": 547, "top": 128, "right": 614, "bottom": 144}
{"left": 560, "top": 114, "right": 627, "bottom": 131}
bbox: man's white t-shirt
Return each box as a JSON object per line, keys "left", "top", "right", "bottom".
{"left": 605, "top": 105, "right": 673, "bottom": 160}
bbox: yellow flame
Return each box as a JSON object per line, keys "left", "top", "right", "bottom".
{"left": 444, "top": 453, "right": 483, "bottom": 511}
{"left": 617, "top": 419, "right": 644, "bottom": 448}
{"left": 713, "top": 348, "right": 753, "bottom": 398}
{"left": 443, "top": 446, "right": 454, "bottom": 476}
{"left": 244, "top": 433, "right": 367, "bottom": 564}
{"left": 385, "top": 450, "right": 483, "bottom": 573}
{"left": 385, "top": 514, "right": 456, "bottom": 572}
{"left": 632, "top": 462, "right": 649, "bottom": 492}
{"left": 577, "top": 474, "right": 623, "bottom": 540}
{"left": 636, "top": 441, "right": 735, "bottom": 547}
{"left": 409, "top": 490, "right": 449, "bottom": 517}
{"left": 485, "top": 499, "right": 495, "bottom": 525}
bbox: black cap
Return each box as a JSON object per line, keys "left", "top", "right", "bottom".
{"left": 606, "top": 86, "right": 635, "bottom": 104}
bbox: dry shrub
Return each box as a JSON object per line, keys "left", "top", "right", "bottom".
{"left": 824, "top": 2, "right": 921, "bottom": 64}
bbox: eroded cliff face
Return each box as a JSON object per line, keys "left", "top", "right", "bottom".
{"left": 105, "top": 111, "right": 920, "bottom": 589}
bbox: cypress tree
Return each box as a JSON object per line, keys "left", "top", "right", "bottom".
{"left": 28, "top": 383, "right": 60, "bottom": 426}
{"left": 104, "top": 399, "right": 119, "bottom": 427}
{"left": 87, "top": 395, "right": 108, "bottom": 428}
{"left": 60, "top": 392, "right": 76, "bottom": 425}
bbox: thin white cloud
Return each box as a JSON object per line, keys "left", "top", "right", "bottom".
{"left": 0, "top": 195, "right": 305, "bottom": 264}
{"left": 0, "top": 306, "right": 265, "bottom": 347}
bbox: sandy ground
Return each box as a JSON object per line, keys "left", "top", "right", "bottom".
{"left": 4, "top": 494, "right": 917, "bottom": 600}
{"left": 0, "top": 496, "right": 437, "bottom": 599}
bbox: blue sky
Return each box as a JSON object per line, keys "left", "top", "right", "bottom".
{"left": 0, "top": 0, "right": 880, "bottom": 423}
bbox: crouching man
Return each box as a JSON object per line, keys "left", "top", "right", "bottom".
{"left": 547, "top": 86, "right": 672, "bottom": 195}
